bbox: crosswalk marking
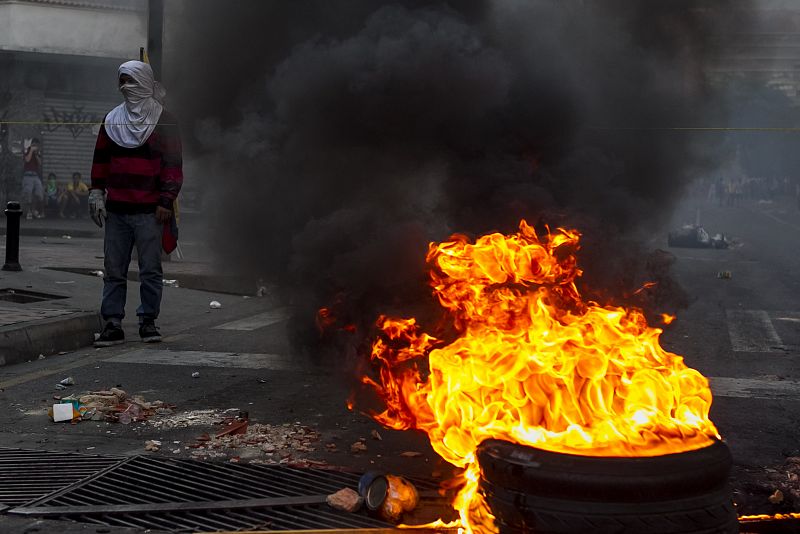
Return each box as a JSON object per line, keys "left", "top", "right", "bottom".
{"left": 725, "top": 310, "right": 786, "bottom": 352}
{"left": 752, "top": 206, "right": 800, "bottom": 232}
{"left": 107, "top": 349, "right": 295, "bottom": 370}
{"left": 773, "top": 310, "right": 800, "bottom": 324}
{"left": 213, "top": 309, "right": 289, "bottom": 331}
{"left": 710, "top": 376, "right": 800, "bottom": 400}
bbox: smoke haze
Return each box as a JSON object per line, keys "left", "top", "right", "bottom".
{"left": 168, "top": 1, "right": 753, "bottom": 347}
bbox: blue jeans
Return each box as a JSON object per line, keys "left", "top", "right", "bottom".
{"left": 101, "top": 212, "right": 163, "bottom": 325}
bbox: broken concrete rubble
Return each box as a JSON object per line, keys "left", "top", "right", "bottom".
{"left": 350, "top": 438, "right": 368, "bottom": 454}
{"left": 188, "top": 421, "right": 321, "bottom": 465}
{"left": 49, "top": 388, "right": 172, "bottom": 424}
{"left": 84, "top": 389, "right": 171, "bottom": 423}
{"left": 149, "top": 408, "right": 240, "bottom": 429}
{"left": 326, "top": 488, "right": 363, "bottom": 512}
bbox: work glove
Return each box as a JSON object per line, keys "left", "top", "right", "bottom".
{"left": 88, "top": 189, "right": 107, "bottom": 228}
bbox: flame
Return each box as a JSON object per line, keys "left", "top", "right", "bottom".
{"left": 661, "top": 313, "right": 676, "bottom": 325}
{"left": 362, "top": 220, "right": 719, "bottom": 533}
{"left": 739, "top": 513, "right": 800, "bottom": 521}
{"left": 316, "top": 307, "right": 336, "bottom": 334}
{"left": 633, "top": 281, "right": 658, "bottom": 295}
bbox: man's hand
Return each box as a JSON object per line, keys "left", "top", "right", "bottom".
{"left": 88, "top": 189, "right": 106, "bottom": 228}
{"left": 155, "top": 206, "right": 172, "bottom": 224}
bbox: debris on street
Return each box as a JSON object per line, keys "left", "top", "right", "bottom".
{"left": 735, "top": 457, "right": 800, "bottom": 513}
{"left": 717, "top": 271, "right": 732, "bottom": 279}
{"left": 90, "top": 270, "right": 104, "bottom": 277}
{"left": 49, "top": 402, "right": 82, "bottom": 423}
{"left": 399, "top": 451, "right": 423, "bottom": 458}
{"left": 149, "top": 408, "right": 240, "bottom": 429}
{"left": 215, "top": 418, "right": 248, "bottom": 437}
{"left": 79, "top": 388, "right": 171, "bottom": 424}
{"left": 144, "top": 440, "right": 161, "bottom": 452}
{"left": 350, "top": 438, "right": 368, "bottom": 454}
{"left": 668, "top": 224, "right": 730, "bottom": 249}
{"left": 48, "top": 387, "right": 172, "bottom": 425}
{"left": 209, "top": 300, "right": 222, "bottom": 309}
{"left": 380, "top": 475, "right": 420, "bottom": 522}
{"left": 359, "top": 471, "right": 389, "bottom": 511}
{"left": 327, "top": 488, "right": 363, "bottom": 513}
{"left": 371, "top": 430, "right": 382, "bottom": 441}
{"left": 162, "top": 279, "right": 180, "bottom": 287}
{"left": 188, "top": 420, "right": 321, "bottom": 464}
{"left": 54, "top": 376, "right": 75, "bottom": 391}
{"left": 191, "top": 371, "right": 200, "bottom": 378}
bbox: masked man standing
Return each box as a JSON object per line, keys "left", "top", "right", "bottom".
{"left": 89, "top": 61, "right": 182, "bottom": 347}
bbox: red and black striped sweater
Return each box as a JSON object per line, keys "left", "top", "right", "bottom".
{"left": 91, "top": 110, "right": 183, "bottom": 214}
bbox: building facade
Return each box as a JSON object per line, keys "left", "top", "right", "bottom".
{"left": 0, "top": 0, "right": 146, "bottom": 201}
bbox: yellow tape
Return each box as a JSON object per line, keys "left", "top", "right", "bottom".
{"left": 5, "top": 121, "right": 797, "bottom": 131}
{"left": 0, "top": 121, "right": 175, "bottom": 126}
{"left": 589, "top": 127, "right": 800, "bottom": 131}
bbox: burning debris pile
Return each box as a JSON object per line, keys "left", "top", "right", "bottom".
{"left": 358, "top": 220, "right": 720, "bottom": 532}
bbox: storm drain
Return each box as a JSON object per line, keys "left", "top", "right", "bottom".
{"left": 8, "top": 454, "right": 439, "bottom": 531}
{"left": 0, "top": 448, "right": 120, "bottom": 506}
{"left": 0, "top": 288, "right": 68, "bottom": 304}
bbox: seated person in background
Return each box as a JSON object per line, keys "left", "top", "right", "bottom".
{"left": 63, "top": 172, "right": 90, "bottom": 218}
{"left": 45, "top": 173, "right": 60, "bottom": 217}
{"left": 57, "top": 180, "right": 70, "bottom": 217}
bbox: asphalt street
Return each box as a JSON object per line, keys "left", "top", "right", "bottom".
{"left": 662, "top": 195, "right": 800, "bottom": 516}
{"left": 0, "top": 196, "right": 798, "bottom": 525}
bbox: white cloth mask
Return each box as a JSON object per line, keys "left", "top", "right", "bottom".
{"left": 104, "top": 61, "right": 166, "bottom": 148}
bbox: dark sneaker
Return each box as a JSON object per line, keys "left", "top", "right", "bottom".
{"left": 139, "top": 322, "right": 162, "bottom": 343}
{"left": 94, "top": 323, "right": 124, "bottom": 347}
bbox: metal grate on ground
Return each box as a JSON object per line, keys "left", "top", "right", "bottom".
{"left": 0, "top": 447, "right": 121, "bottom": 507}
{"left": 9, "top": 455, "right": 441, "bottom": 532}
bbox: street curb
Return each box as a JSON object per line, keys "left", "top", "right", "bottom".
{"left": 47, "top": 267, "right": 258, "bottom": 296}
{"left": 0, "top": 227, "right": 101, "bottom": 238}
{"left": 0, "top": 311, "right": 102, "bottom": 366}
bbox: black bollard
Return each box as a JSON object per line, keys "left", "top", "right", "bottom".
{"left": 2, "top": 201, "right": 22, "bottom": 271}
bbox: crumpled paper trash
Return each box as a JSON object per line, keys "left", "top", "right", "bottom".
{"left": 381, "top": 475, "right": 419, "bottom": 522}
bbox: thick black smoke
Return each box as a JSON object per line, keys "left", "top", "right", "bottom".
{"left": 168, "top": 1, "right": 751, "bottom": 350}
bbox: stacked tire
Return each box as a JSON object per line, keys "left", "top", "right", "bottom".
{"left": 476, "top": 439, "right": 738, "bottom": 534}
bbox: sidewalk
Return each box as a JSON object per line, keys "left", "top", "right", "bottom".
{"left": 0, "top": 213, "right": 256, "bottom": 363}
{"left": 0, "top": 216, "right": 103, "bottom": 238}
{"left": 0, "top": 209, "right": 207, "bottom": 238}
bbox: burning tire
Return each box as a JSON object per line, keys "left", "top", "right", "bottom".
{"left": 477, "top": 439, "right": 737, "bottom": 534}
